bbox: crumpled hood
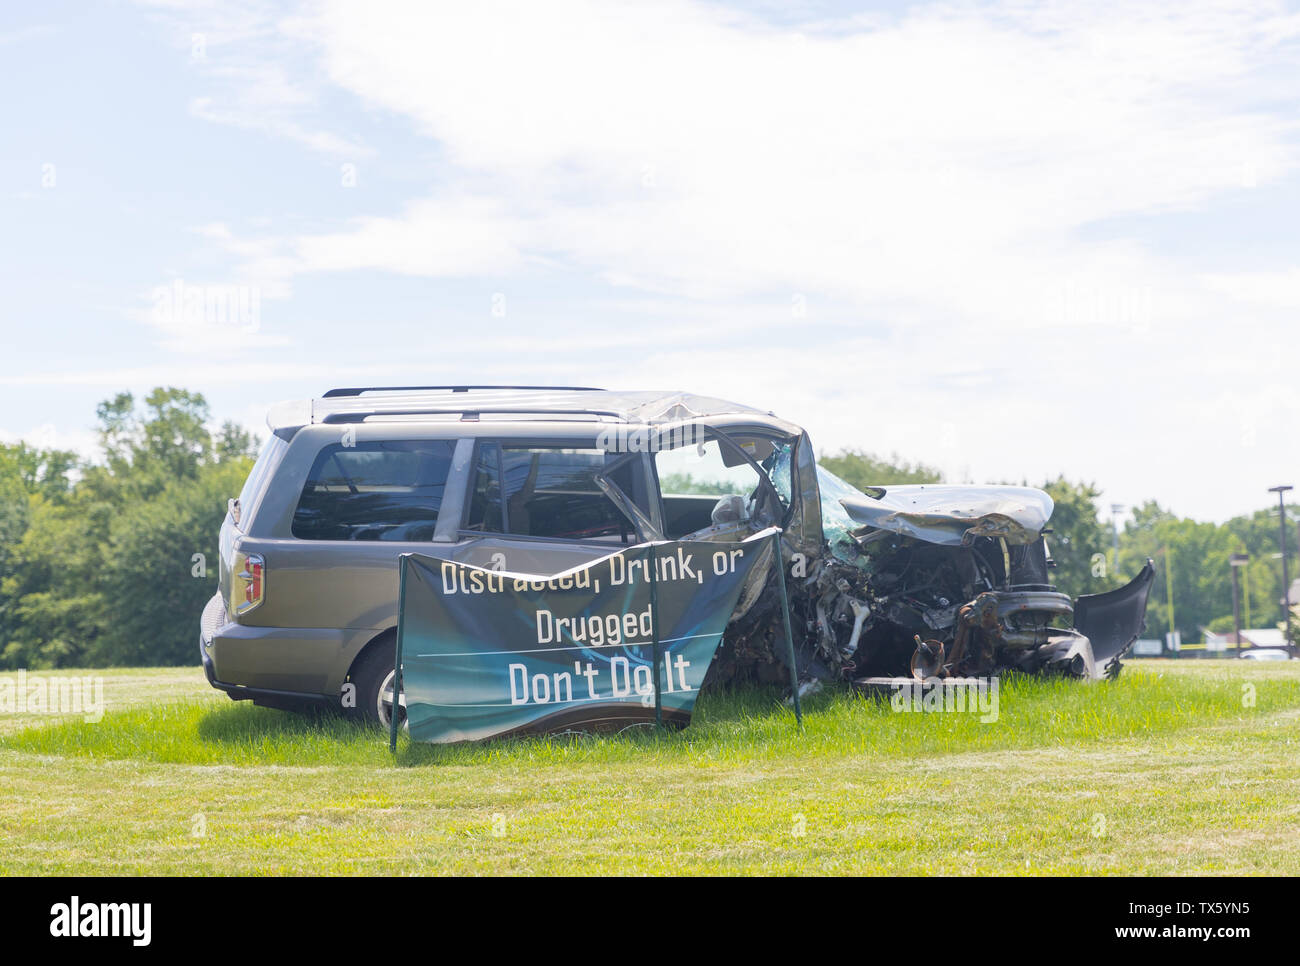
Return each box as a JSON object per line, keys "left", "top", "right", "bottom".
{"left": 836, "top": 484, "right": 1054, "bottom": 546}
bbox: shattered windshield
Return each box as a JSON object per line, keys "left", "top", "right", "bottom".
{"left": 817, "top": 464, "right": 871, "bottom": 561}
{"left": 763, "top": 440, "right": 794, "bottom": 508}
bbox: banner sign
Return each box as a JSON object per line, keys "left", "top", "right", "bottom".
{"left": 396, "top": 529, "right": 777, "bottom": 743}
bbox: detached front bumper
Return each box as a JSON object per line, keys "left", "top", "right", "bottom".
{"left": 1072, "top": 560, "right": 1157, "bottom": 677}
{"left": 982, "top": 562, "right": 1155, "bottom": 679}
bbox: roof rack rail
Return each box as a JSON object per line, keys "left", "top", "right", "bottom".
{"left": 320, "top": 407, "right": 624, "bottom": 424}
{"left": 321, "top": 385, "right": 605, "bottom": 398}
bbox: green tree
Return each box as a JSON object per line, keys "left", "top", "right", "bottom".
{"left": 1205, "top": 614, "right": 1237, "bottom": 635}
{"left": 1, "top": 388, "right": 254, "bottom": 669}
{"left": 0, "top": 485, "right": 111, "bottom": 667}
{"left": 92, "top": 461, "right": 249, "bottom": 666}
{"left": 0, "top": 443, "right": 80, "bottom": 665}
{"left": 1118, "top": 503, "right": 1248, "bottom": 644}
{"left": 658, "top": 472, "right": 734, "bottom": 496}
{"left": 1221, "top": 504, "right": 1292, "bottom": 632}
{"left": 0, "top": 441, "right": 76, "bottom": 500}
{"left": 1037, "top": 476, "right": 1121, "bottom": 599}
{"left": 818, "top": 449, "right": 942, "bottom": 488}
{"left": 215, "top": 420, "right": 257, "bottom": 462}
{"left": 94, "top": 387, "right": 224, "bottom": 495}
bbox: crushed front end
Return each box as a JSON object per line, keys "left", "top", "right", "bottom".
{"left": 712, "top": 465, "right": 1155, "bottom": 693}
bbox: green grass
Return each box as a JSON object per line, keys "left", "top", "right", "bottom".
{"left": 0, "top": 666, "right": 217, "bottom": 735}
{"left": 8, "top": 665, "right": 1298, "bottom": 767}
{"left": 1, "top": 660, "right": 1298, "bottom": 874}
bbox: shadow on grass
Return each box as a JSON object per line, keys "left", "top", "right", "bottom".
{"left": 23, "top": 668, "right": 1270, "bottom": 768}
{"left": 156, "top": 683, "right": 804, "bottom": 768}
{"left": 399, "top": 686, "right": 830, "bottom": 767}
{"left": 388, "top": 683, "right": 808, "bottom": 767}
{"left": 193, "top": 702, "right": 373, "bottom": 745}
{"left": 393, "top": 718, "right": 667, "bottom": 767}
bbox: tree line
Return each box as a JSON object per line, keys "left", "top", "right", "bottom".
{"left": 0, "top": 388, "right": 255, "bottom": 668}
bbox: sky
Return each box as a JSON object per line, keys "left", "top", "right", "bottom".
{"left": 1, "top": 0, "right": 1297, "bottom": 523}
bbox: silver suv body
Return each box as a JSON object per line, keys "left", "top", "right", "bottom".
{"left": 200, "top": 387, "right": 815, "bottom": 720}
{"left": 201, "top": 385, "right": 1154, "bottom": 724}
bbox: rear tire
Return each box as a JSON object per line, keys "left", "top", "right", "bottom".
{"left": 347, "top": 636, "right": 405, "bottom": 730}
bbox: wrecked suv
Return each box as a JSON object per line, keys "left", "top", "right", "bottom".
{"left": 201, "top": 386, "right": 1154, "bottom": 725}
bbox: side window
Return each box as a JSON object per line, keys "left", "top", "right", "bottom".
{"left": 464, "top": 444, "right": 640, "bottom": 544}
{"left": 292, "top": 440, "right": 454, "bottom": 541}
{"left": 655, "top": 437, "right": 774, "bottom": 539}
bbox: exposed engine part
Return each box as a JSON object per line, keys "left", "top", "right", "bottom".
{"left": 947, "top": 591, "right": 1001, "bottom": 674}
{"left": 843, "top": 599, "right": 870, "bottom": 661}
{"left": 719, "top": 530, "right": 1155, "bottom": 689}
{"left": 909, "top": 636, "right": 945, "bottom": 679}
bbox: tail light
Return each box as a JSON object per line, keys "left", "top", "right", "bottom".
{"left": 231, "top": 550, "right": 265, "bottom": 615}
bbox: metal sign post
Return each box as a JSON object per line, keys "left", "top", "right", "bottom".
{"left": 770, "top": 529, "right": 803, "bottom": 728}
{"left": 389, "top": 557, "right": 408, "bottom": 754}
{"left": 646, "top": 542, "right": 663, "bottom": 728}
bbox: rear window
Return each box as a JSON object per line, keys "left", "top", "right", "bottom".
{"left": 235, "top": 434, "right": 288, "bottom": 529}
{"left": 292, "top": 440, "right": 454, "bottom": 541}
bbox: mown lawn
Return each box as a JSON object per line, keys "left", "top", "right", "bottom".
{"left": 0, "top": 659, "right": 1297, "bottom": 874}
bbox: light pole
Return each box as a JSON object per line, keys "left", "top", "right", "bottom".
{"left": 1110, "top": 503, "right": 1123, "bottom": 579}
{"left": 1162, "top": 545, "right": 1177, "bottom": 653}
{"left": 1269, "top": 485, "right": 1294, "bottom": 654}
{"left": 1230, "top": 553, "right": 1249, "bottom": 654}
{"left": 1244, "top": 560, "right": 1251, "bottom": 629}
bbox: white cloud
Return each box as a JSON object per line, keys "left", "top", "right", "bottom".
{"left": 159, "top": 0, "right": 1300, "bottom": 520}
{"left": 1204, "top": 268, "right": 1300, "bottom": 310}
{"left": 187, "top": 96, "right": 369, "bottom": 158}
{"left": 134, "top": 0, "right": 369, "bottom": 159}
{"left": 211, "top": 0, "right": 1295, "bottom": 317}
